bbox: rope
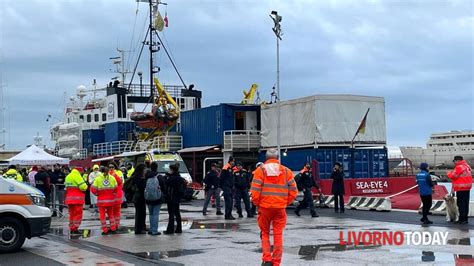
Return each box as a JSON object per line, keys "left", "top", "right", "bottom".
{"left": 127, "top": 27, "right": 149, "bottom": 94}
{"left": 154, "top": 31, "right": 188, "bottom": 89}
{"left": 126, "top": 2, "right": 140, "bottom": 73}
{"left": 385, "top": 184, "right": 418, "bottom": 199}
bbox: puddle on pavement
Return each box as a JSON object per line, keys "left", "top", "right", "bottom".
{"left": 50, "top": 220, "right": 241, "bottom": 240}
{"left": 253, "top": 243, "right": 380, "bottom": 261}
{"left": 297, "top": 244, "right": 381, "bottom": 260}
{"left": 127, "top": 249, "right": 203, "bottom": 260}
{"left": 190, "top": 222, "right": 240, "bottom": 230}
{"left": 232, "top": 241, "right": 259, "bottom": 245}
{"left": 50, "top": 227, "right": 135, "bottom": 239}
{"left": 447, "top": 237, "right": 473, "bottom": 246}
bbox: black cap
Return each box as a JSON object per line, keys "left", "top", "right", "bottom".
{"left": 211, "top": 163, "right": 217, "bottom": 167}
{"left": 334, "top": 162, "right": 342, "bottom": 167}
{"left": 453, "top": 155, "right": 463, "bottom": 162}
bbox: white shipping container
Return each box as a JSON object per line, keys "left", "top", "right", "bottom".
{"left": 261, "top": 95, "right": 386, "bottom": 148}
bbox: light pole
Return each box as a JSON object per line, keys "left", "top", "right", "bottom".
{"left": 270, "top": 11, "right": 282, "bottom": 161}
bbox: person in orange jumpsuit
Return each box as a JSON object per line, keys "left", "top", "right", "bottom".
{"left": 251, "top": 148, "right": 298, "bottom": 266}
{"left": 65, "top": 167, "right": 88, "bottom": 234}
{"left": 91, "top": 166, "right": 119, "bottom": 235}
{"left": 108, "top": 162, "right": 124, "bottom": 228}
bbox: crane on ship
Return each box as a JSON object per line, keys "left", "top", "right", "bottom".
{"left": 130, "top": 77, "right": 179, "bottom": 140}
{"left": 125, "top": 0, "right": 190, "bottom": 149}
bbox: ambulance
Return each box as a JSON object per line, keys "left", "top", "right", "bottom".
{"left": 0, "top": 177, "right": 51, "bottom": 253}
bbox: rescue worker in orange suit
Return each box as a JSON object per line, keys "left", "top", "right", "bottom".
{"left": 250, "top": 162, "right": 263, "bottom": 216}
{"left": 65, "top": 167, "right": 88, "bottom": 234}
{"left": 234, "top": 162, "right": 254, "bottom": 218}
{"left": 220, "top": 156, "right": 236, "bottom": 220}
{"left": 294, "top": 162, "right": 318, "bottom": 217}
{"left": 447, "top": 155, "right": 472, "bottom": 224}
{"left": 108, "top": 162, "right": 124, "bottom": 228}
{"left": 251, "top": 148, "right": 298, "bottom": 266}
{"left": 91, "top": 166, "right": 119, "bottom": 235}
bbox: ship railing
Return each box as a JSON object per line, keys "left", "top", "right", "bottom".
{"left": 72, "top": 148, "right": 88, "bottom": 160}
{"left": 93, "top": 141, "right": 135, "bottom": 156}
{"left": 127, "top": 84, "right": 184, "bottom": 98}
{"left": 223, "top": 130, "right": 261, "bottom": 151}
{"left": 133, "top": 135, "right": 183, "bottom": 152}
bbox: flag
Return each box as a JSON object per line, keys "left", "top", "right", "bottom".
{"left": 356, "top": 108, "right": 370, "bottom": 135}
{"left": 155, "top": 9, "right": 165, "bottom": 32}
{"left": 164, "top": 15, "right": 168, "bottom": 27}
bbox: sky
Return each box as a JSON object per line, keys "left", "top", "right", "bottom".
{"left": 0, "top": 0, "right": 473, "bottom": 150}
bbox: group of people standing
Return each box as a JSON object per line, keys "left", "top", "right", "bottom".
{"left": 202, "top": 157, "right": 255, "bottom": 220}
{"left": 64, "top": 160, "right": 187, "bottom": 236}
{"left": 130, "top": 161, "right": 186, "bottom": 235}
{"left": 66, "top": 164, "right": 124, "bottom": 235}
{"left": 416, "top": 155, "right": 472, "bottom": 225}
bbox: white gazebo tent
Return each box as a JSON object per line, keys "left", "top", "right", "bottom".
{"left": 8, "top": 145, "right": 69, "bottom": 165}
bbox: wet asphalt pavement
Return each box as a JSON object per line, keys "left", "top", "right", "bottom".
{"left": 4, "top": 200, "right": 474, "bottom": 265}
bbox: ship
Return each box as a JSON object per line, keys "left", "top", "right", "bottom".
{"left": 400, "top": 130, "right": 474, "bottom": 168}
{"left": 49, "top": 0, "right": 202, "bottom": 162}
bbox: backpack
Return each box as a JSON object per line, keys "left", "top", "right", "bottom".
{"left": 144, "top": 176, "right": 162, "bottom": 201}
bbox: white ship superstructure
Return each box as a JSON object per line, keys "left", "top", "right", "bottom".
{"left": 400, "top": 130, "right": 474, "bottom": 168}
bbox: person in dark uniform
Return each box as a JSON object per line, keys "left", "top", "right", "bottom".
{"left": 234, "top": 163, "right": 254, "bottom": 218}
{"left": 220, "top": 157, "right": 236, "bottom": 220}
{"left": 202, "top": 163, "right": 223, "bottom": 216}
{"left": 295, "top": 162, "right": 318, "bottom": 217}
{"left": 35, "top": 166, "right": 51, "bottom": 207}
{"left": 132, "top": 163, "right": 147, "bottom": 234}
{"left": 164, "top": 163, "right": 186, "bottom": 234}
{"left": 331, "top": 162, "right": 345, "bottom": 213}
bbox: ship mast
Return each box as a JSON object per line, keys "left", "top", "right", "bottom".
{"left": 147, "top": 0, "right": 166, "bottom": 97}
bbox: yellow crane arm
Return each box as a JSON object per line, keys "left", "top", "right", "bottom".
{"left": 241, "top": 83, "right": 258, "bottom": 104}
{"left": 154, "top": 78, "right": 180, "bottom": 112}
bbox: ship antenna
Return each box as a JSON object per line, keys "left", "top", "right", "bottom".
{"left": 109, "top": 48, "right": 130, "bottom": 86}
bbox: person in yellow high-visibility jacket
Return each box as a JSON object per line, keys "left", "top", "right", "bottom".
{"left": 126, "top": 163, "right": 135, "bottom": 179}
{"left": 4, "top": 165, "right": 23, "bottom": 182}
{"left": 65, "top": 167, "right": 88, "bottom": 234}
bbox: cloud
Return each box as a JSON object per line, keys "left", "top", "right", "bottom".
{"left": 0, "top": 0, "right": 472, "bottom": 150}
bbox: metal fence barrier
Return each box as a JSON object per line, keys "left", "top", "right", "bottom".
{"left": 50, "top": 184, "right": 67, "bottom": 218}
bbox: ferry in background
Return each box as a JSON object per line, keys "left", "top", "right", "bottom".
{"left": 400, "top": 130, "right": 474, "bottom": 168}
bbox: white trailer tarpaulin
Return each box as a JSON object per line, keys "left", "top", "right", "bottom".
{"left": 261, "top": 95, "right": 386, "bottom": 148}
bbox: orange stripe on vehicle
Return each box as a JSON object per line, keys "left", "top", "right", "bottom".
{"left": 0, "top": 194, "right": 32, "bottom": 205}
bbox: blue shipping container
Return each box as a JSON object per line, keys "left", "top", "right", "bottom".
{"left": 104, "top": 122, "right": 136, "bottom": 142}
{"left": 181, "top": 104, "right": 260, "bottom": 148}
{"left": 259, "top": 147, "right": 388, "bottom": 179}
{"left": 82, "top": 129, "right": 105, "bottom": 152}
